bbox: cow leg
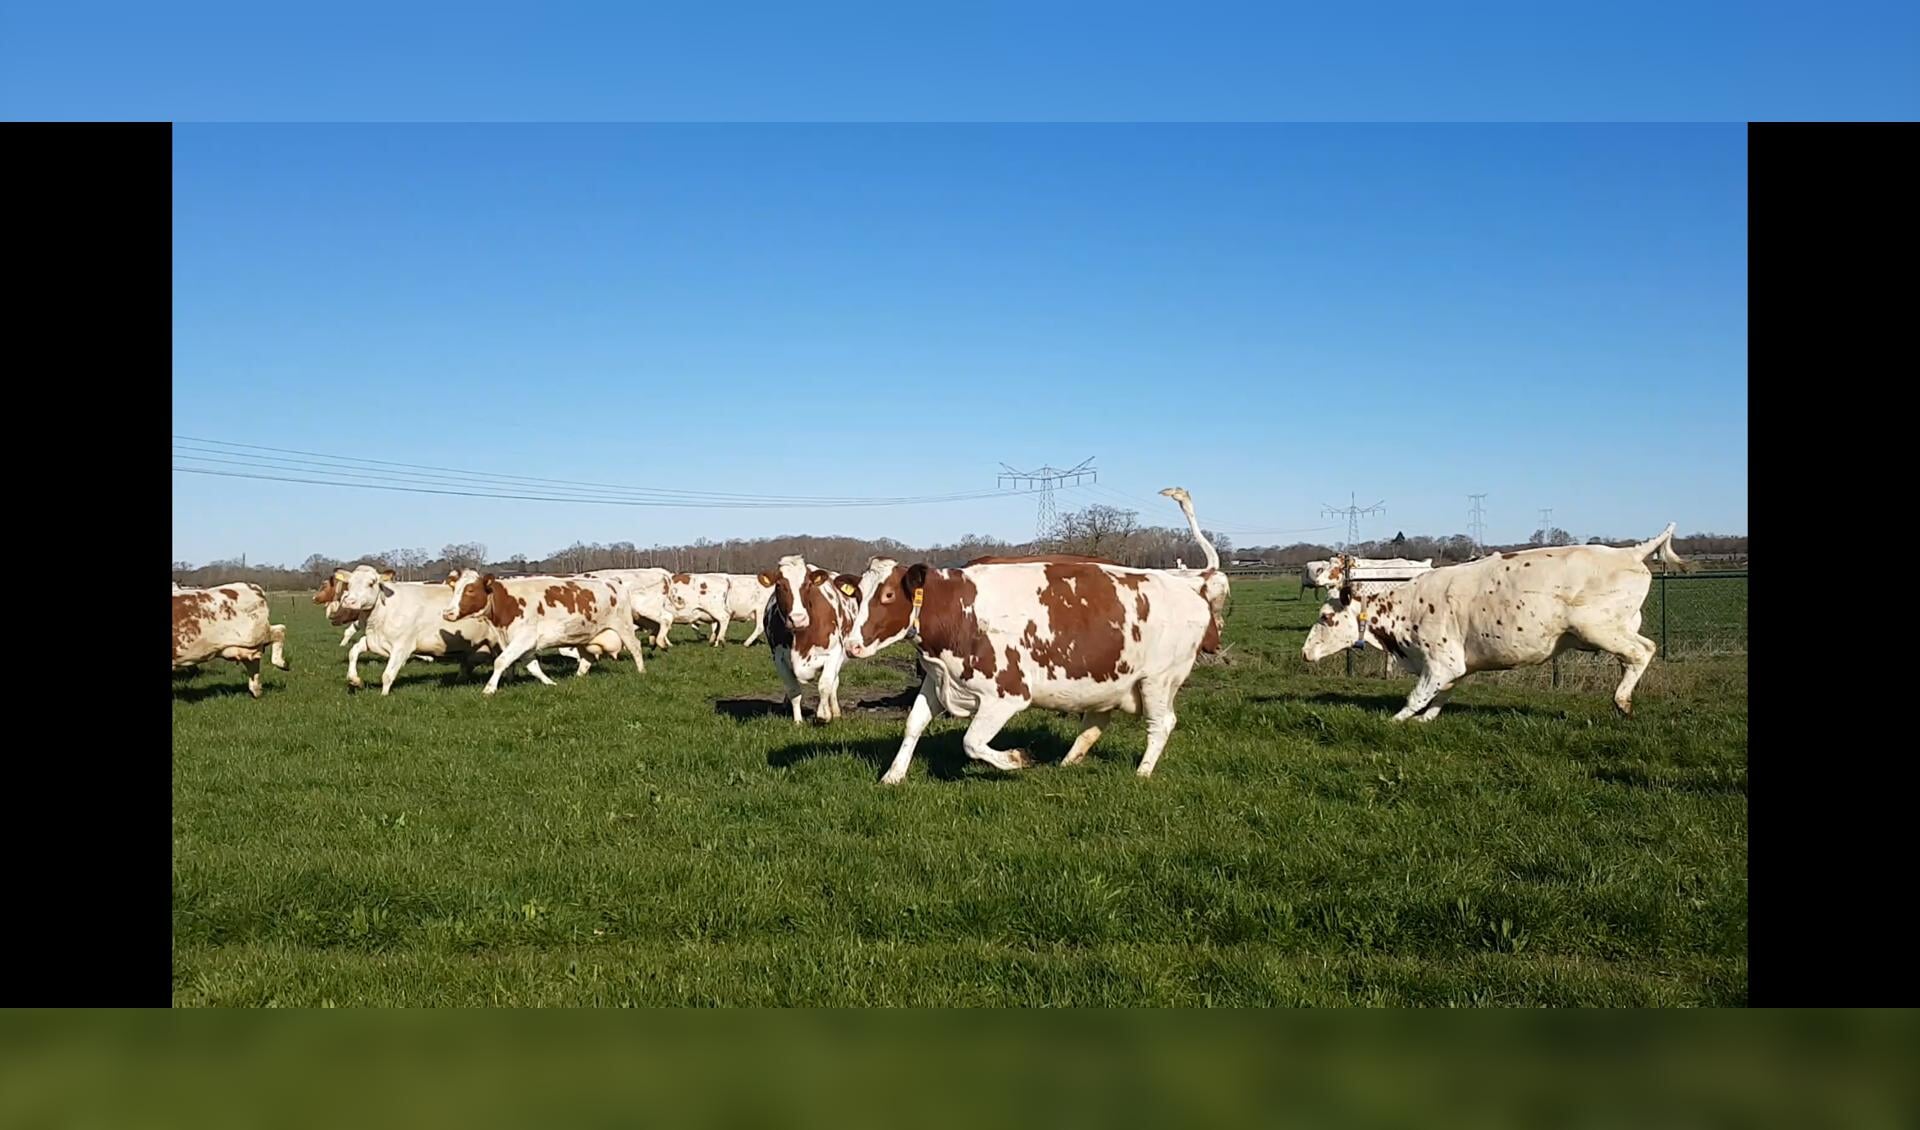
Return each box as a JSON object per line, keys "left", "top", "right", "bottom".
{"left": 611, "top": 614, "right": 648, "bottom": 675}
{"left": 523, "top": 656, "right": 558, "bottom": 686}
{"left": 772, "top": 649, "right": 806, "bottom": 724}
{"left": 740, "top": 616, "right": 765, "bottom": 648}
{"left": 816, "top": 650, "right": 847, "bottom": 723}
{"left": 880, "top": 676, "right": 946, "bottom": 785}
{"left": 556, "top": 646, "right": 590, "bottom": 676}
{"left": 345, "top": 636, "right": 370, "bottom": 690}
{"left": 709, "top": 616, "right": 724, "bottom": 647}
{"left": 339, "top": 623, "right": 357, "bottom": 647}
{"left": 458, "top": 650, "right": 477, "bottom": 680}
{"left": 1136, "top": 680, "right": 1181, "bottom": 778}
{"left": 483, "top": 639, "right": 534, "bottom": 695}
{"left": 1580, "top": 624, "right": 1658, "bottom": 716}
{"left": 268, "top": 625, "right": 288, "bottom": 670}
{"left": 227, "top": 649, "right": 265, "bottom": 699}
{"left": 379, "top": 642, "right": 417, "bottom": 696}
{"left": 1394, "top": 663, "right": 1461, "bottom": 722}
{"left": 1061, "top": 710, "right": 1113, "bottom": 766}
{"left": 1415, "top": 682, "right": 1460, "bottom": 722}
{"left": 959, "top": 696, "right": 1032, "bottom": 773}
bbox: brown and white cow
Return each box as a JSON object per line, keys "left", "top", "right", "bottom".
{"left": 585, "top": 567, "right": 678, "bottom": 648}
{"left": 1302, "top": 524, "right": 1687, "bottom": 721}
{"left": 665, "top": 572, "right": 734, "bottom": 646}
{"left": 171, "top": 582, "right": 288, "bottom": 698}
{"left": 966, "top": 487, "right": 1230, "bottom": 634}
{"left": 843, "top": 556, "right": 1220, "bottom": 784}
{"left": 761, "top": 555, "right": 861, "bottom": 724}
{"left": 333, "top": 566, "right": 498, "bottom": 693}
{"left": 312, "top": 571, "right": 368, "bottom": 648}
{"left": 442, "top": 570, "right": 648, "bottom": 694}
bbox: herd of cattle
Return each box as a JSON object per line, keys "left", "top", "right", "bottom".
{"left": 173, "top": 487, "right": 1688, "bottom": 781}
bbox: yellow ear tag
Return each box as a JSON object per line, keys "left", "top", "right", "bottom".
{"left": 911, "top": 589, "right": 923, "bottom": 607}
{"left": 839, "top": 582, "right": 856, "bottom": 596}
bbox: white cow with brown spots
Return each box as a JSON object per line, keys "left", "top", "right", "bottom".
{"left": 171, "top": 582, "right": 288, "bottom": 698}
{"left": 722, "top": 573, "right": 775, "bottom": 646}
{"left": 584, "top": 567, "right": 678, "bottom": 648}
{"left": 762, "top": 555, "right": 862, "bottom": 723}
{"left": 1302, "top": 524, "right": 1687, "bottom": 721}
{"left": 442, "top": 570, "right": 648, "bottom": 695}
{"left": 333, "top": 566, "right": 499, "bottom": 694}
{"left": 843, "top": 556, "right": 1220, "bottom": 784}
{"left": 665, "top": 572, "right": 734, "bottom": 646}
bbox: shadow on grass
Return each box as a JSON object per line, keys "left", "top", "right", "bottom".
{"left": 715, "top": 684, "right": 922, "bottom": 723}
{"left": 1255, "top": 690, "right": 1566, "bottom": 719}
{"left": 171, "top": 679, "right": 264, "bottom": 703}
{"left": 764, "top": 722, "right": 1069, "bottom": 781}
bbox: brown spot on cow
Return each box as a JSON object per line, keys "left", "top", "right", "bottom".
{"left": 1131, "top": 624, "right": 1142, "bottom": 641}
{"left": 543, "top": 582, "right": 600, "bottom": 618}
{"left": 171, "top": 591, "right": 211, "bottom": 661}
{"left": 855, "top": 564, "right": 923, "bottom": 648}
{"left": 672, "top": 572, "right": 691, "bottom": 585}
{"left": 1524, "top": 561, "right": 1532, "bottom": 567}
{"left": 454, "top": 574, "right": 492, "bottom": 619}
{"left": 912, "top": 571, "right": 1002, "bottom": 682}
{"left": 1135, "top": 592, "right": 1151, "bottom": 621}
{"left": 995, "top": 646, "right": 1029, "bottom": 698}
{"left": 1428, "top": 603, "right": 1435, "bottom": 613}
{"left": 1112, "top": 572, "right": 1148, "bottom": 590}
{"left": 1018, "top": 563, "right": 1128, "bottom": 681}
{"left": 1370, "top": 624, "right": 1405, "bottom": 657}
{"left": 1198, "top": 610, "right": 1222, "bottom": 655}
{"left": 699, "top": 583, "right": 709, "bottom": 595}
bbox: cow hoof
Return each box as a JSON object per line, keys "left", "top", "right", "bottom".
{"left": 879, "top": 772, "right": 907, "bottom": 786}
{"left": 1615, "top": 701, "right": 1632, "bottom": 717}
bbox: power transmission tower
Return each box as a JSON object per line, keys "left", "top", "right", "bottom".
{"left": 998, "top": 458, "right": 1096, "bottom": 540}
{"left": 1468, "top": 494, "right": 1487, "bottom": 552}
{"left": 1322, "top": 492, "right": 1386, "bottom": 547}
{"left": 1537, "top": 507, "right": 1553, "bottom": 543}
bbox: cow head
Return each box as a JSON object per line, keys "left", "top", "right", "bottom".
{"left": 766, "top": 555, "right": 831, "bottom": 631}
{"left": 335, "top": 565, "right": 399, "bottom": 612}
{"left": 1301, "top": 584, "right": 1373, "bottom": 662}
{"left": 442, "top": 568, "right": 495, "bottom": 622}
{"left": 843, "top": 556, "right": 928, "bottom": 659}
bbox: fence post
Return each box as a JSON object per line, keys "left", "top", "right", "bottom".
{"left": 1660, "top": 569, "right": 1669, "bottom": 657}
{"left": 1344, "top": 647, "right": 1352, "bottom": 678}
{"left": 1551, "top": 652, "right": 1560, "bottom": 688}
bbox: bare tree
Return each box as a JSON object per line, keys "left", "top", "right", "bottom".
{"left": 1052, "top": 504, "right": 1139, "bottom": 557}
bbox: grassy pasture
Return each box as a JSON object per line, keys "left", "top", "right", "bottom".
{"left": 172, "top": 578, "right": 1747, "bottom": 1005}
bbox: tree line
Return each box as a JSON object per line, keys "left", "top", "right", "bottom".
{"left": 170, "top": 507, "right": 1749, "bottom": 590}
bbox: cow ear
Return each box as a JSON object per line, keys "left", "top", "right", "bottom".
{"left": 378, "top": 569, "right": 396, "bottom": 583}
{"left": 333, "top": 569, "right": 349, "bottom": 583}
{"left": 756, "top": 573, "right": 773, "bottom": 587}
{"left": 835, "top": 574, "right": 861, "bottom": 597}
{"left": 902, "top": 563, "right": 928, "bottom": 593}
{"left": 807, "top": 569, "right": 829, "bottom": 587}
{"left": 481, "top": 572, "right": 496, "bottom": 592}
{"left": 445, "top": 572, "right": 460, "bottom": 587}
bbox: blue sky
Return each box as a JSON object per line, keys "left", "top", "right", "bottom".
{"left": 6, "top": 2, "right": 1916, "bottom": 121}
{"left": 172, "top": 124, "right": 1746, "bottom": 565}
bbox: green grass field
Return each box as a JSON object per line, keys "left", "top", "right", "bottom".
{"left": 172, "top": 578, "right": 1748, "bottom": 1005}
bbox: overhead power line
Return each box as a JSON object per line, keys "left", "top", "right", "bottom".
{"left": 172, "top": 436, "right": 1047, "bottom": 510}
